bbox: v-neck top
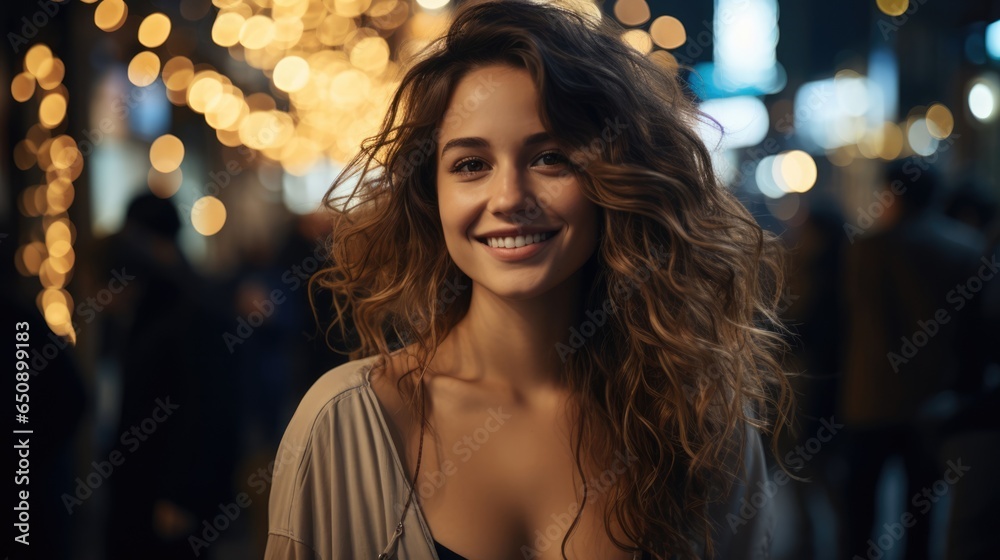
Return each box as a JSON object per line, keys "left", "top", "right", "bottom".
{"left": 263, "top": 355, "right": 773, "bottom": 560}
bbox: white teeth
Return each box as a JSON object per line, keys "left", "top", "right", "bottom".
{"left": 484, "top": 231, "right": 552, "bottom": 248}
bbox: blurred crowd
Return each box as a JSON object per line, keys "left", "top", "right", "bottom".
{"left": 5, "top": 156, "right": 999, "bottom": 560}
{"left": 776, "top": 159, "right": 1000, "bottom": 559}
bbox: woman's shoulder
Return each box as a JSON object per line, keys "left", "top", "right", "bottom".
{"left": 266, "top": 352, "right": 412, "bottom": 558}
{"left": 291, "top": 355, "right": 383, "bottom": 422}
{"left": 271, "top": 355, "right": 386, "bottom": 480}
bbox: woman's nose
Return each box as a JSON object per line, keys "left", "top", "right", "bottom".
{"left": 486, "top": 161, "right": 538, "bottom": 218}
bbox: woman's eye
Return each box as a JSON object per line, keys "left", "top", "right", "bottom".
{"left": 452, "top": 157, "right": 487, "bottom": 175}
{"left": 535, "top": 151, "right": 568, "bottom": 167}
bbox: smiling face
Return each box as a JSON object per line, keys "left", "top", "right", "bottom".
{"left": 435, "top": 64, "right": 600, "bottom": 301}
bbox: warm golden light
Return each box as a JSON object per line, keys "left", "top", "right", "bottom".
{"left": 334, "top": 0, "right": 374, "bottom": 18}
{"left": 648, "top": 50, "right": 678, "bottom": 74}
{"left": 191, "top": 196, "right": 227, "bottom": 236}
{"left": 150, "top": 134, "right": 185, "bottom": 173}
{"left": 273, "top": 56, "right": 310, "bottom": 92}
{"left": 621, "top": 29, "right": 653, "bottom": 54}
{"left": 49, "top": 250, "right": 75, "bottom": 274}
{"left": 240, "top": 15, "right": 276, "bottom": 49}
{"left": 128, "top": 51, "right": 161, "bottom": 87}
{"left": 95, "top": 0, "right": 128, "bottom": 32}
{"left": 212, "top": 12, "right": 246, "bottom": 47}
{"left": 650, "top": 16, "right": 686, "bottom": 49}
{"left": 205, "top": 89, "right": 246, "bottom": 130}
{"left": 21, "top": 242, "right": 47, "bottom": 275}
{"left": 163, "top": 57, "right": 195, "bottom": 91}
{"left": 317, "top": 14, "right": 356, "bottom": 46}
{"left": 46, "top": 220, "right": 72, "bottom": 247}
{"left": 47, "top": 238, "right": 73, "bottom": 259}
{"left": 613, "top": 0, "right": 651, "bottom": 27}
{"left": 239, "top": 110, "right": 293, "bottom": 149}
{"left": 38, "top": 257, "right": 69, "bottom": 290}
{"left": 329, "top": 68, "right": 371, "bottom": 109}
{"left": 11, "top": 72, "right": 36, "bottom": 102}
{"left": 368, "top": 0, "right": 409, "bottom": 31}
{"left": 39, "top": 93, "right": 67, "bottom": 128}
{"left": 876, "top": 0, "right": 908, "bottom": 17}
{"left": 41, "top": 289, "right": 73, "bottom": 318}
{"left": 188, "top": 72, "right": 224, "bottom": 113}
{"left": 49, "top": 135, "right": 80, "bottom": 170}
{"left": 43, "top": 299, "right": 72, "bottom": 325}
{"left": 139, "top": 13, "right": 172, "bottom": 48}
{"left": 47, "top": 178, "right": 74, "bottom": 213}
{"left": 925, "top": 103, "right": 954, "bottom": 139}
{"left": 24, "top": 44, "right": 53, "bottom": 78}
{"left": 348, "top": 37, "right": 389, "bottom": 75}
{"left": 36, "top": 59, "right": 65, "bottom": 90}
{"left": 779, "top": 150, "right": 817, "bottom": 193}
{"left": 273, "top": 16, "right": 305, "bottom": 47}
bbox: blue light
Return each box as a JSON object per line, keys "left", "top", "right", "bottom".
{"left": 987, "top": 20, "right": 1000, "bottom": 60}
{"left": 712, "top": 0, "right": 783, "bottom": 95}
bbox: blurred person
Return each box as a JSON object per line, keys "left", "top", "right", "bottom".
{"left": 100, "top": 193, "right": 241, "bottom": 560}
{"left": 838, "top": 160, "right": 987, "bottom": 560}
{"left": 263, "top": 2, "right": 796, "bottom": 559}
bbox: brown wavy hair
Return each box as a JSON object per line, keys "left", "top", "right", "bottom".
{"left": 310, "top": 0, "right": 794, "bottom": 558}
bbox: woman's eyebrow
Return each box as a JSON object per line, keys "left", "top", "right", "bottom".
{"left": 439, "top": 131, "right": 553, "bottom": 161}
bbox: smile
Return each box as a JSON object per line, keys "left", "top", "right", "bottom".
{"left": 479, "top": 231, "right": 555, "bottom": 248}
{"left": 474, "top": 229, "right": 561, "bottom": 262}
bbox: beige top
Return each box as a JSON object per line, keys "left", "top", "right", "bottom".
{"left": 264, "top": 355, "right": 774, "bottom": 560}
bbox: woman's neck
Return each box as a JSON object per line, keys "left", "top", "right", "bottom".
{"left": 431, "top": 270, "right": 589, "bottom": 401}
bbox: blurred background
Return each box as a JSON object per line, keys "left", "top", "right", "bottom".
{"left": 2, "top": 0, "right": 999, "bottom": 559}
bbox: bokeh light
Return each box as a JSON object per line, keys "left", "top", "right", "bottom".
{"left": 876, "top": 0, "right": 908, "bottom": 17}
{"left": 24, "top": 44, "right": 53, "bottom": 78}
{"left": 622, "top": 29, "right": 653, "bottom": 54}
{"left": 95, "top": 0, "right": 128, "bottom": 32}
{"left": 191, "top": 196, "right": 227, "bottom": 236}
{"left": 273, "top": 56, "right": 311, "bottom": 92}
{"left": 614, "top": 0, "right": 651, "bottom": 26}
{"left": 150, "top": 134, "right": 185, "bottom": 173}
{"left": 11, "top": 73, "right": 36, "bottom": 102}
{"left": 650, "top": 16, "right": 685, "bottom": 49}
{"left": 39, "top": 93, "right": 68, "bottom": 128}
{"left": 924, "top": 103, "right": 954, "bottom": 138}
{"left": 128, "top": 52, "right": 162, "bottom": 87}
{"left": 139, "top": 13, "right": 172, "bottom": 48}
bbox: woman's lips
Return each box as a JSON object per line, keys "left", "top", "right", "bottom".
{"left": 475, "top": 229, "right": 560, "bottom": 262}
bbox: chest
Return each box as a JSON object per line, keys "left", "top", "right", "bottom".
{"left": 395, "top": 397, "right": 638, "bottom": 560}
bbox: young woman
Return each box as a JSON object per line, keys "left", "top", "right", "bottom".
{"left": 264, "top": 1, "right": 793, "bottom": 559}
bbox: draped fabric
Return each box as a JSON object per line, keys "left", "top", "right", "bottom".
{"left": 264, "top": 356, "right": 773, "bottom": 560}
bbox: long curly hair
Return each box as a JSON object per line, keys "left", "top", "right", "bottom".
{"left": 310, "top": 1, "right": 794, "bottom": 558}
